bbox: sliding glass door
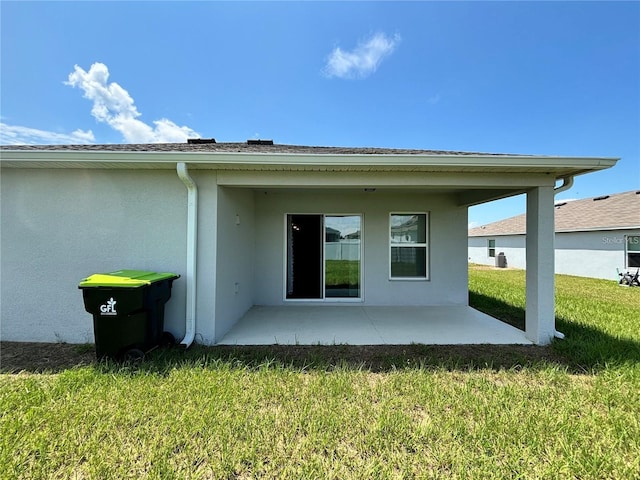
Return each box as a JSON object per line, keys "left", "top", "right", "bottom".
{"left": 324, "top": 215, "right": 361, "bottom": 298}
{"left": 286, "top": 214, "right": 361, "bottom": 300}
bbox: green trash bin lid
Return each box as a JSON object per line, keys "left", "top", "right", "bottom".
{"left": 79, "top": 269, "right": 179, "bottom": 288}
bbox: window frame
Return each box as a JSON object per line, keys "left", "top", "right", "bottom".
{"left": 488, "top": 239, "right": 496, "bottom": 258}
{"left": 625, "top": 235, "right": 640, "bottom": 268}
{"left": 389, "top": 212, "right": 429, "bottom": 281}
{"left": 284, "top": 213, "right": 364, "bottom": 302}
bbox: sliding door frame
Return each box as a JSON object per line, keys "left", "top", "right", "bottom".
{"left": 284, "top": 213, "right": 364, "bottom": 303}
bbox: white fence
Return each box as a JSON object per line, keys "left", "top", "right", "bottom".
{"left": 325, "top": 241, "right": 360, "bottom": 261}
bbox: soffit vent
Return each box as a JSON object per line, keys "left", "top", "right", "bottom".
{"left": 247, "top": 139, "right": 274, "bottom": 146}
{"left": 187, "top": 138, "right": 216, "bottom": 144}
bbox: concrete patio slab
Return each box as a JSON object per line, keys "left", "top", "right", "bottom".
{"left": 217, "top": 306, "right": 531, "bottom": 345}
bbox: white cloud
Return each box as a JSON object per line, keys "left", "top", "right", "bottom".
{"left": 468, "top": 221, "right": 480, "bottom": 230}
{"left": 0, "top": 123, "right": 94, "bottom": 145}
{"left": 324, "top": 32, "right": 401, "bottom": 79}
{"left": 65, "top": 62, "right": 199, "bottom": 143}
{"left": 1, "top": 62, "right": 200, "bottom": 145}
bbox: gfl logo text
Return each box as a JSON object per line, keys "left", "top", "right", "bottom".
{"left": 100, "top": 298, "right": 117, "bottom": 315}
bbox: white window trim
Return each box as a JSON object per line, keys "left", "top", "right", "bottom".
{"left": 389, "top": 212, "right": 429, "bottom": 281}
{"left": 488, "top": 239, "right": 496, "bottom": 258}
{"left": 625, "top": 234, "right": 640, "bottom": 268}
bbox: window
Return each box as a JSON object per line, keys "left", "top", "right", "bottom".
{"left": 488, "top": 239, "right": 496, "bottom": 258}
{"left": 626, "top": 235, "right": 640, "bottom": 268}
{"left": 390, "top": 213, "right": 428, "bottom": 279}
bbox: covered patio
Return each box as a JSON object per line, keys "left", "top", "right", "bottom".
{"left": 217, "top": 306, "right": 531, "bottom": 345}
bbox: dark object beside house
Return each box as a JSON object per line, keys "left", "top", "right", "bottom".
{"left": 79, "top": 270, "right": 179, "bottom": 360}
{"left": 618, "top": 269, "right": 640, "bottom": 287}
{"left": 495, "top": 252, "right": 507, "bottom": 268}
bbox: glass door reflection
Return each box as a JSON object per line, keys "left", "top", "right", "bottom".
{"left": 324, "top": 215, "right": 361, "bottom": 298}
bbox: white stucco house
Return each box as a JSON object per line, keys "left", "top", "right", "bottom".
{"left": 469, "top": 190, "right": 640, "bottom": 280}
{"left": 1, "top": 141, "right": 618, "bottom": 346}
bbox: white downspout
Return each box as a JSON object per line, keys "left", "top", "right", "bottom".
{"left": 554, "top": 176, "right": 574, "bottom": 195}
{"left": 552, "top": 176, "right": 573, "bottom": 340}
{"left": 177, "top": 162, "right": 197, "bottom": 348}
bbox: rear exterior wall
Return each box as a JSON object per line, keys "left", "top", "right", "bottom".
{"left": 252, "top": 190, "right": 469, "bottom": 307}
{"left": 1, "top": 168, "right": 188, "bottom": 343}
{"left": 2, "top": 168, "right": 470, "bottom": 345}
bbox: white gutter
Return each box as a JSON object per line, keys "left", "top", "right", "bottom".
{"left": 177, "top": 162, "right": 197, "bottom": 348}
{"left": 0, "top": 149, "right": 620, "bottom": 173}
{"left": 552, "top": 176, "right": 574, "bottom": 341}
{"left": 554, "top": 176, "right": 574, "bottom": 195}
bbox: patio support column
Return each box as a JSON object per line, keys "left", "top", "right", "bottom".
{"left": 525, "top": 186, "right": 556, "bottom": 345}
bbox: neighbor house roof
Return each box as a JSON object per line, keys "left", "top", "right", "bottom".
{"left": 469, "top": 190, "right": 640, "bottom": 236}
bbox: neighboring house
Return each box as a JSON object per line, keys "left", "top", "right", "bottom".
{"left": 1, "top": 141, "right": 618, "bottom": 346}
{"left": 468, "top": 190, "right": 640, "bottom": 280}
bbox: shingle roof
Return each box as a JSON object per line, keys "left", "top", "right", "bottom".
{"left": 469, "top": 190, "right": 640, "bottom": 236}
{"left": 0, "top": 141, "right": 516, "bottom": 156}
{"left": 0, "top": 142, "right": 619, "bottom": 184}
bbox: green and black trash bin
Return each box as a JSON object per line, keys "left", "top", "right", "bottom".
{"left": 79, "top": 270, "right": 180, "bottom": 360}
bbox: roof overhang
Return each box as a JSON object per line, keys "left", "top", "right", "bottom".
{"left": 0, "top": 149, "right": 619, "bottom": 207}
{"left": 0, "top": 149, "right": 618, "bottom": 178}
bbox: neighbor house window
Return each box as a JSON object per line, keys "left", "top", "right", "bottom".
{"left": 390, "top": 213, "right": 428, "bottom": 279}
{"left": 488, "top": 239, "right": 496, "bottom": 258}
{"left": 626, "top": 235, "right": 640, "bottom": 268}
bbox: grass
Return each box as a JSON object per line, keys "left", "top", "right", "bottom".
{"left": 325, "top": 259, "right": 360, "bottom": 288}
{"left": 469, "top": 266, "right": 640, "bottom": 369}
{"left": 1, "top": 267, "right": 639, "bottom": 478}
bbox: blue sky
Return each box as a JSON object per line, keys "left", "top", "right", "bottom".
{"left": 1, "top": 1, "right": 638, "bottom": 227}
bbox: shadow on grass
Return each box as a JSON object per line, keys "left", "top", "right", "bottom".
{"left": 470, "top": 291, "right": 640, "bottom": 372}
{"left": 3, "top": 293, "right": 638, "bottom": 375}
{"left": 553, "top": 315, "right": 640, "bottom": 370}
{"left": 0, "top": 341, "right": 601, "bottom": 375}
{"left": 469, "top": 291, "right": 525, "bottom": 331}
{"left": 0, "top": 340, "right": 562, "bottom": 374}
{"left": 0, "top": 341, "right": 563, "bottom": 375}
{"left": 122, "top": 343, "right": 570, "bottom": 375}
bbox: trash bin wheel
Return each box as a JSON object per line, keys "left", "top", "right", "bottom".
{"left": 123, "top": 348, "right": 145, "bottom": 362}
{"left": 161, "top": 331, "right": 176, "bottom": 346}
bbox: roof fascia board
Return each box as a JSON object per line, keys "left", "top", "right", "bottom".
{"left": 556, "top": 226, "right": 640, "bottom": 233}
{"left": 469, "top": 226, "right": 640, "bottom": 237}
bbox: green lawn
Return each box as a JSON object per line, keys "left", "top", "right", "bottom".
{"left": 325, "top": 259, "right": 360, "bottom": 288}
{"left": 1, "top": 268, "right": 639, "bottom": 479}
{"left": 469, "top": 266, "right": 640, "bottom": 369}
